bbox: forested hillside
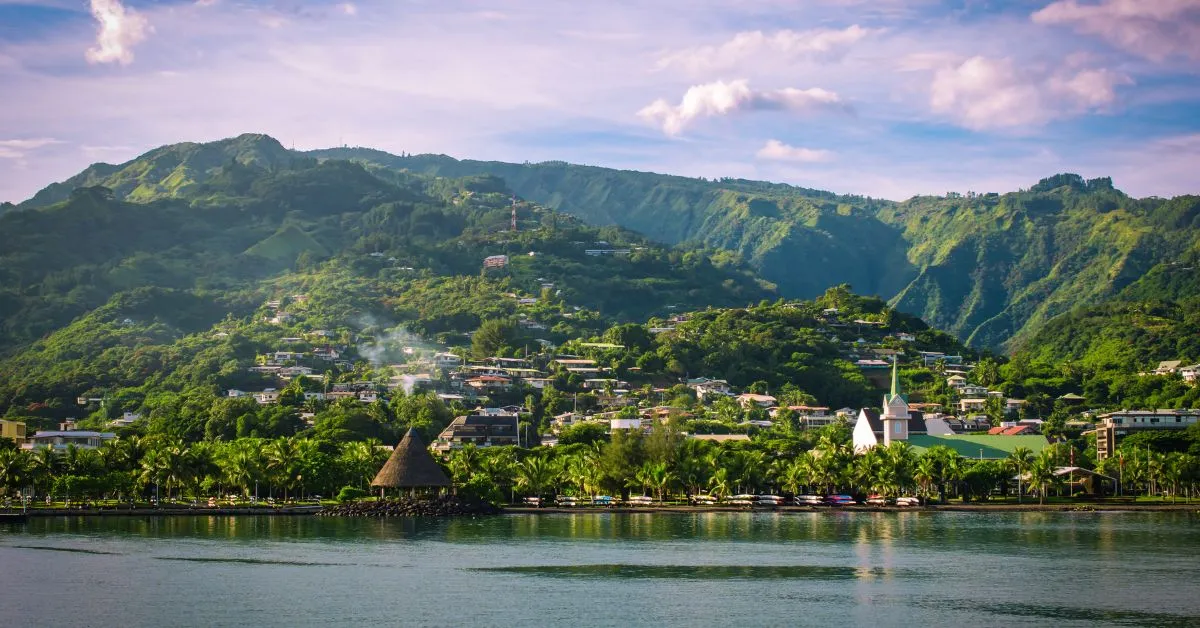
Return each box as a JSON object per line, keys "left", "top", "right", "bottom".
{"left": 13, "top": 134, "right": 1200, "bottom": 353}
{"left": 303, "top": 149, "right": 1200, "bottom": 350}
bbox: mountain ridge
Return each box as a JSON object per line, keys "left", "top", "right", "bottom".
{"left": 15, "top": 133, "right": 1200, "bottom": 350}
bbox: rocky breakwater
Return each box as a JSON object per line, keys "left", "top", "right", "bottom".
{"left": 317, "top": 496, "right": 501, "bottom": 517}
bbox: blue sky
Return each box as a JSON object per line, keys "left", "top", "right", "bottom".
{"left": 0, "top": 0, "right": 1198, "bottom": 202}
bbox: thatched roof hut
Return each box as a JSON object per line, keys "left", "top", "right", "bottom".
{"left": 371, "top": 428, "right": 452, "bottom": 490}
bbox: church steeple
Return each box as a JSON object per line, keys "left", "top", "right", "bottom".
{"left": 882, "top": 356, "right": 909, "bottom": 445}
{"left": 890, "top": 356, "right": 899, "bottom": 398}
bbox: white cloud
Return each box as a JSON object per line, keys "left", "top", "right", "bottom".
{"left": 638, "top": 79, "right": 848, "bottom": 135}
{"left": 339, "top": 3, "right": 357, "bottom": 17}
{"left": 927, "top": 56, "right": 1131, "bottom": 130}
{"left": 85, "top": 0, "right": 152, "bottom": 65}
{"left": 1033, "top": 0, "right": 1200, "bottom": 62}
{"left": 755, "top": 139, "right": 832, "bottom": 162}
{"left": 0, "top": 138, "right": 63, "bottom": 159}
{"left": 657, "top": 25, "right": 882, "bottom": 73}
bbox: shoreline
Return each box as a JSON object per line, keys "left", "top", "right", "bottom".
{"left": 3, "top": 503, "right": 1198, "bottom": 518}
{"left": 504, "top": 503, "right": 1200, "bottom": 514}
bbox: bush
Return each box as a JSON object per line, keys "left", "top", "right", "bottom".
{"left": 336, "top": 486, "right": 369, "bottom": 502}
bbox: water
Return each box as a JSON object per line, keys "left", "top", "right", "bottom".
{"left": 2, "top": 512, "right": 1198, "bottom": 627}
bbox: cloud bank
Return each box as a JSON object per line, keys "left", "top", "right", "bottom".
{"left": 657, "top": 25, "right": 881, "bottom": 73}
{"left": 756, "top": 140, "right": 832, "bottom": 163}
{"left": 928, "top": 56, "right": 1131, "bottom": 130}
{"left": 638, "top": 80, "right": 848, "bottom": 135}
{"left": 1033, "top": 0, "right": 1200, "bottom": 62}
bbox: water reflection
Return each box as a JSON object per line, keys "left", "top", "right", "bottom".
{"left": 470, "top": 564, "right": 899, "bottom": 580}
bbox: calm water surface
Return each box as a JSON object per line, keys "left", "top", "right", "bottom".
{"left": 2, "top": 511, "right": 1198, "bottom": 627}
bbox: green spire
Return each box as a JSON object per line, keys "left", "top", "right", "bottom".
{"left": 890, "top": 357, "right": 899, "bottom": 398}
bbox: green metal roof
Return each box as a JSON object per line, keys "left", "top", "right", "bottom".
{"left": 906, "top": 434, "right": 1049, "bottom": 459}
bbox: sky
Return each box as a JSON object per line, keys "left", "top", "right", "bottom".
{"left": 1, "top": 0, "right": 1198, "bottom": 203}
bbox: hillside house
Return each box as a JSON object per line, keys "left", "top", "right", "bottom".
{"left": 1095, "top": 409, "right": 1200, "bottom": 459}
{"left": 959, "top": 398, "right": 987, "bottom": 413}
{"left": 1155, "top": 360, "right": 1183, "bottom": 375}
{"left": 736, "top": 393, "right": 777, "bottom": 408}
{"left": 22, "top": 430, "right": 116, "bottom": 452}
{"left": 687, "top": 377, "right": 732, "bottom": 400}
{"left": 434, "top": 414, "right": 520, "bottom": 451}
{"left": 434, "top": 352, "right": 463, "bottom": 369}
{"left": 1181, "top": 364, "right": 1200, "bottom": 383}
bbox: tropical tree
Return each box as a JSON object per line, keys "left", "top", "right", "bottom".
{"left": 1028, "top": 451, "right": 1057, "bottom": 505}
{"left": 0, "top": 449, "right": 30, "bottom": 497}
{"left": 514, "top": 456, "right": 559, "bottom": 499}
{"left": 1008, "top": 446, "right": 1034, "bottom": 502}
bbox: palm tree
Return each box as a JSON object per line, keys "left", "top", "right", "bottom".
{"left": 514, "top": 456, "right": 559, "bottom": 499}
{"left": 340, "top": 440, "right": 384, "bottom": 489}
{"left": 707, "top": 467, "right": 731, "bottom": 499}
{"left": 1028, "top": 451, "right": 1056, "bottom": 505}
{"left": 266, "top": 438, "right": 309, "bottom": 501}
{"left": 915, "top": 456, "right": 938, "bottom": 499}
{"left": 643, "top": 462, "right": 675, "bottom": 502}
{"left": 1008, "top": 446, "right": 1034, "bottom": 503}
{"left": 30, "top": 447, "right": 59, "bottom": 499}
{"left": 221, "top": 444, "right": 262, "bottom": 498}
{"left": 779, "top": 459, "right": 807, "bottom": 496}
{"left": 0, "top": 449, "right": 30, "bottom": 498}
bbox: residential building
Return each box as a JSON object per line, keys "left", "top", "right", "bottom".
{"left": 433, "top": 414, "right": 520, "bottom": 451}
{"left": 1094, "top": 409, "right": 1200, "bottom": 459}
{"left": 254, "top": 389, "right": 280, "bottom": 405}
{"left": 0, "top": 419, "right": 27, "bottom": 445}
{"left": 686, "top": 377, "right": 732, "bottom": 401}
{"left": 946, "top": 375, "right": 967, "bottom": 388}
{"left": 1155, "top": 360, "right": 1183, "bottom": 375}
{"left": 108, "top": 412, "right": 141, "bottom": 428}
{"left": 736, "top": 393, "right": 777, "bottom": 408}
{"left": 22, "top": 430, "right": 116, "bottom": 451}
{"left": 1181, "top": 364, "right": 1200, "bottom": 383}
{"left": 959, "top": 398, "right": 987, "bottom": 413}
{"left": 958, "top": 384, "right": 989, "bottom": 397}
{"left": 434, "top": 352, "right": 463, "bottom": 369}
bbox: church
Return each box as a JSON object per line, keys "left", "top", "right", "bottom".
{"left": 853, "top": 358, "right": 927, "bottom": 452}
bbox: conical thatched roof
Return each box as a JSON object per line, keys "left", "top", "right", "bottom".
{"left": 371, "top": 428, "right": 452, "bottom": 488}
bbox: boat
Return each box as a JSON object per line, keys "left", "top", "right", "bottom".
{"left": 825, "top": 494, "right": 857, "bottom": 506}
{"left": 691, "top": 494, "right": 717, "bottom": 505}
{"left": 727, "top": 494, "right": 755, "bottom": 506}
{"left": 865, "top": 495, "right": 889, "bottom": 506}
{"left": 626, "top": 496, "right": 654, "bottom": 506}
{"left": 896, "top": 496, "right": 921, "bottom": 507}
{"left": 793, "top": 495, "right": 824, "bottom": 506}
{"left": 556, "top": 496, "right": 579, "bottom": 507}
{"left": 754, "top": 495, "right": 785, "bottom": 506}
{"left": 592, "top": 495, "right": 614, "bottom": 506}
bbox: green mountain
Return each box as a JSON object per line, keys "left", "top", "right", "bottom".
{"left": 15, "top": 135, "right": 1200, "bottom": 352}
{"left": 306, "top": 150, "right": 1200, "bottom": 350}
{"left": 0, "top": 135, "right": 774, "bottom": 360}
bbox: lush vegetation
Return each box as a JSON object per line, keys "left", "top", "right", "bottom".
{"left": 5, "top": 420, "right": 1198, "bottom": 508}
{"left": 309, "top": 150, "right": 1200, "bottom": 350}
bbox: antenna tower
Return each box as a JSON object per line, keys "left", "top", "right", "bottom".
{"left": 510, "top": 196, "right": 518, "bottom": 231}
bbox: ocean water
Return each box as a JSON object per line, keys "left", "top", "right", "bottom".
{"left": 1, "top": 511, "right": 1198, "bottom": 627}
